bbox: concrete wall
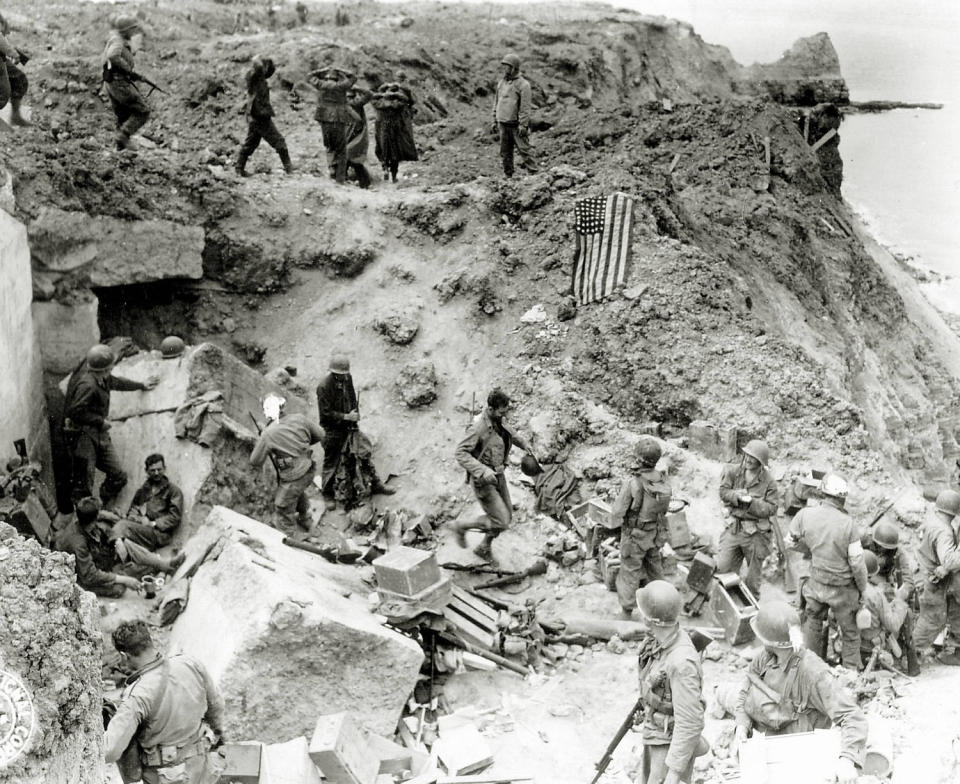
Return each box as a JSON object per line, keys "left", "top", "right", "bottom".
{"left": 0, "top": 211, "right": 50, "bottom": 469}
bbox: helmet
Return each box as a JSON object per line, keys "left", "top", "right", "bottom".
{"left": 871, "top": 520, "right": 900, "bottom": 550}
{"left": 160, "top": 336, "right": 185, "bottom": 359}
{"left": 741, "top": 439, "right": 770, "bottom": 467}
{"left": 750, "top": 601, "right": 800, "bottom": 649}
{"left": 864, "top": 550, "right": 880, "bottom": 577}
{"left": 329, "top": 354, "right": 351, "bottom": 375}
{"left": 633, "top": 436, "right": 662, "bottom": 469}
{"left": 111, "top": 14, "right": 142, "bottom": 36}
{"left": 86, "top": 344, "right": 115, "bottom": 371}
{"left": 636, "top": 580, "right": 681, "bottom": 626}
{"left": 819, "top": 473, "right": 848, "bottom": 500}
{"left": 500, "top": 53, "right": 521, "bottom": 69}
{"left": 935, "top": 489, "right": 960, "bottom": 518}
{"left": 520, "top": 454, "right": 543, "bottom": 477}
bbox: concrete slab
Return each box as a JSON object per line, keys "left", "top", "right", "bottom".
{"left": 168, "top": 507, "right": 424, "bottom": 742}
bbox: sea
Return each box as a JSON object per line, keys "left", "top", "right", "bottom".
{"left": 618, "top": 0, "right": 960, "bottom": 315}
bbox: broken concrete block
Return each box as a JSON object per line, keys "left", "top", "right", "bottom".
{"left": 373, "top": 546, "right": 441, "bottom": 596}
{"left": 436, "top": 724, "right": 493, "bottom": 776}
{"left": 686, "top": 420, "right": 718, "bottom": 458}
{"left": 719, "top": 426, "right": 740, "bottom": 462}
{"left": 168, "top": 508, "right": 424, "bottom": 741}
{"left": 261, "top": 736, "right": 322, "bottom": 784}
{"left": 31, "top": 295, "right": 101, "bottom": 375}
{"left": 308, "top": 713, "right": 380, "bottom": 784}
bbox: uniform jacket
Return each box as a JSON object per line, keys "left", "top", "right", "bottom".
{"left": 311, "top": 71, "right": 357, "bottom": 123}
{"left": 789, "top": 502, "right": 868, "bottom": 591}
{"left": 862, "top": 537, "right": 918, "bottom": 595}
{"left": 52, "top": 518, "right": 118, "bottom": 592}
{"left": 105, "top": 654, "right": 225, "bottom": 764}
{"left": 637, "top": 629, "right": 705, "bottom": 773}
{"left": 64, "top": 360, "right": 144, "bottom": 430}
{"left": 250, "top": 413, "right": 323, "bottom": 482}
{"left": 456, "top": 409, "right": 524, "bottom": 481}
{"left": 130, "top": 476, "right": 184, "bottom": 535}
{"left": 494, "top": 74, "right": 531, "bottom": 125}
{"left": 861, "top": 581, "right": 908, "bottom": 652}
{"left": 102, "top": 31, "right": 136, "bottom": 76}
{"left": 611, "top": 469, "right": 672, "bottom": 530}
{"left": 316, "top": 373, "right": 359, "bottom": 432}
{"left": 916, "top": 512, "right": 960, "bottom": 580}
{"left": 735, "top": 648, "right": 867, "bottom": 764}
{"left": 719, "top": 462, "right": 779, "bottom": 533}
{"left": 245, "top": 63, "right": 274, "bottom": 118}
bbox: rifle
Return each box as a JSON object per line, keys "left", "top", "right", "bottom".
{"left": 865, "top": 491, "right": 906, "bottom": 530}
{"left": 588, "top": 629, "right": 714, "bottom": 784}
{"left": 770, "top": 513, "right": 798, "bottom": 594}
{"left": 248, "top": 411, "right": 281, "bottom": 483}
{"left": 102, "top": 64, "right": 167, "bottom": 96}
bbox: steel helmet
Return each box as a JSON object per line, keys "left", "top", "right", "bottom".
{"left": 86, "top": 344, "right": 115, "bottom": 371}
{"left": 329, "top": 353, "right": 351, "bottom": 374}
{"left": 935, "top": 489, "right": 960, "bottom": 518}
{"left": 872, "top": 520, "right": 900, "bottom": 550}
{"left": 636, "top": 580, "right": 681, "bottom": 627}
{"left": 741, "top": 439, "right": 770, "bottom": 468}
{"left": 500, "top": 53, "right": 521, "bottom": 69}
{"left": 819, "top": 473, "right": 848, "bottom": 500}
{"left": 750, "top": 601, "right": 800, "bottom": 649}
{"left": 864, "top": 550, "right": 880, "bottom": 577}
{"left": 634, "top": 436, "right": 662, "bottom": 469}
{"left": 111, "top": 14, "right": 142, "bottom": 36}
{"left": 160, "top": 335, "right": 185, "bottom": 359}
{"left": 520, "top": 454, "right": 543, "bottom": 477}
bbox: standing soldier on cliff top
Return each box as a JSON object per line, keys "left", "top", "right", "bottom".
{"left": 492, "top": 53, "right": 537, "bottom": 178}
{"left": 102, "top": 14, "right": 151, "bottom": 150}
{"left": 236, "top": 55, "right": 294, "bottom": 177}
{"left": 0, "top": 12, "right": 32, "bottom": 127}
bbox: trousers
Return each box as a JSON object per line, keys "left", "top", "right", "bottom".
{"left": 468, "top": 473, "right": 512, "bottom": 535}
{"left": 0, "top": 60, "right": 28, "bottom": 108}
{"left": 274, "top": 464, "right": 316, "bottom": 529}
{"left": 70, "top": 426, "right": 127, "bottom": 506}
{"left": 638, "top": 743, "right": 693, "bottom": 784}
{"left": 913, "top": 578, "right": 960, "bottom": 649}
{"left": 113, "top": 519, "right": 172, "bottom": 550}
{"left": 498, "top": 121, "right": 537, "bottom": 177}
{"left": 106, "top": 79, "right": 150, "bottom": 142}
{"left": 617, "top": 525, "right": 664, "bottom": 612}
{"left": 238, "top": 116, "right": 289, "bottom": 163}
{"left": 716, "top": 524, "right": 771, "bottom": 597}
{"left": 802, "top": 577, "right": 861, "bottom": 669}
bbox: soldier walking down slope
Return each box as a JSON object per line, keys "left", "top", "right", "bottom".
{"left": 788, "top": 473, "right": 869, "bottom": 670}
{"left": 913, "top": 489, "right": 960, "bottom": 665}
{"left": 492, "top": 52, "right": 537, "bottom": 178}
{"left": 0, "top": 12, "right": 32, "bottom": 127}
{"left": 453, "top": 388, "right": 537, "bottom": 561}
{"left": 63, "top": 344, "right": 159, "bottom": 508}
{"left": 236, "top": 55, "right": 294, "bottom": 176}
{"left": 634, "top": 581, "right": 705, "bottom": 784}
{"left": 733, "top": 601, "right": 866, "bottom": 784}
{"left": 717, "top": 439, "right": 779, "bottom": 599}
{"left": 102, "top": 15, "right": 151, "bottom": 150}
{"left": 610, "top": 437, "right": 672, "bottom": 619}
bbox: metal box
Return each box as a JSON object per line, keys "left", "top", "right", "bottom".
{"left": 373, "top": 546, "right": 441, "bottom": 598}
{"left": 685, "top": 552, "right": 716, "bottom": 595}
{"left": 665, "top": 510, "right": 692, "bottom": 549}
{"left": 710, "top": 572, "right": 758, "bottom": 645}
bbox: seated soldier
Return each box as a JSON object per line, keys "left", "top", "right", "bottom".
{"left": 112, "top": 453, "right": 184, "bottom": 550}
{"left": 860, "top": 550, "right": 910, "bottom": 667}
{"left": 53, "top": 496, "right": 183, "bottom": 597}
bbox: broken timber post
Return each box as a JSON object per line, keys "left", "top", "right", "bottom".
{"left": 810, "top": 128, "right": 837, "bottom": 152}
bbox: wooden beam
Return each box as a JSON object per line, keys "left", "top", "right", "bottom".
{"left": 810, "top": 128, "right": 837, "bottom": 152}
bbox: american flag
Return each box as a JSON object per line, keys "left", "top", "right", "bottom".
{"left": 572, "top": 193, "right": 635, "bottom": 306}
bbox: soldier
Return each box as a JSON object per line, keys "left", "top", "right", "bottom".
{"left": 308, "top": 65, "right": 356, "bottom": 184}
{"left": 111, "top": 453, "right": 184, "bottom": 551}
{"left": 717, "top": 439, "right": 779, "bottom": 598}
{"left": 236, "top": 55, "right": 294, "bottom": 176}
{"left": 64, "top": 344, "right": 158, "bottom": 507}
{"left": 788, "top": 474, "right": 868, "bottom": 670}
{"left": 492, "top": 53, "right": 537, "bottom": 178}
{"left": 0, "top": 13, "right": 32, "bottom": 127}
{"left": 861, "top": 519, "right": 920, "bottom": 674}
{"left": 634, "top": 581, "right": 705, "bottom": 784}
{"left": 104, "top": 620, "right": 225, "bottom": 784}
{"left": 913, "top": 489, "right": 960, "bottom": 665}
{"left": 859, "top": 550, "right": 911, "bottom": 666}
{"left": 102, "top": 15, "right": 151, "bottom": 150}
{"left": 734, "top": 601, "right": 865, "bottom": 784}
{"left": 610, "top": 437, "right": 672, "bottom": 619}
{"left": 453, "top": 388, "right": 536, "bottom": 560}
{"left": 249, "top": 395, "right": 324, "bottom": 533}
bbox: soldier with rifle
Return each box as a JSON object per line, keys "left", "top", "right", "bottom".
{"left": 102, "top": 15, "right": 163, "bottom": 150}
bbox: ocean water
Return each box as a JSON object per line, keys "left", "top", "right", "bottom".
{"left": 620, "top": 0, "right": 960, "bottom": 312}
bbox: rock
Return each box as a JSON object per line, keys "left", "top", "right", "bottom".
{"left": 27, "top": 207, "right": 204, "bottom": 287}
{"left": 606, "top": 635, "right": 627, "bottom": 654}
{"left": 520, "top": 304, "right": 548, "bottom": 324}
{"left": 169, "top": 508, "right": 424, "bottom": 740}
{"left": 396, "top": 361, "right": 438, "bottom": 408}
{"left": 373, "top": 311, "right": 420, "bottom": 345}
{"left": 557, "top": 298, "right": 577, "bottom": 321}
{"left": 0, "top": 526, "right": 104, "bottom": 784}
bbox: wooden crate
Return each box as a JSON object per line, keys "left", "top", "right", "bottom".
{"left": 377, "top": 574, "right": 453, "bottom": 614}
{"left": 738, "top": 728, "right": 840, "bottom": 783}
{"left": 218, "top": 742, "right": 262, "bottom": 784}
{"left": 442, "top": 586, "right": 500, "bottom": 650}
{"left": 308, "top": 713, "right": 380, "bottom": 784}
{"left": 565, "top": 498, "right": 614, "bottom": 537}
{"left": 373, "top": 547, "right": 442, "bottom": 597}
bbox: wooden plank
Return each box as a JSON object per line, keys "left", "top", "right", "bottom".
{"left": 443, "top": 606, "right": 496, "bottom": 650}
{"left": 810, "top": 128, "right": 837, "bottom": 152}
{"left": 449, "top": 596, "right": 498, "bottom": 631}
{"left": 451, "top": 585, "right": 499, "bottom": 623}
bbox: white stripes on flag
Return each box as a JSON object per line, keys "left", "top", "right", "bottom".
{"left": 573, "top": 192, "right": 634, "bottom": 306}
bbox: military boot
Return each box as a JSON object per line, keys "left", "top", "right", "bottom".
{"left": 9, "top": 99, "right": 32, "bottom": 127}
{"left": 449, "top": 520, "right": 469, "bottom": 549}
{"left": 279, "top": 147, "right": 295, "bottom": 174}
{"left": 235, "top": 156, "right": 250, "bottom": 177}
